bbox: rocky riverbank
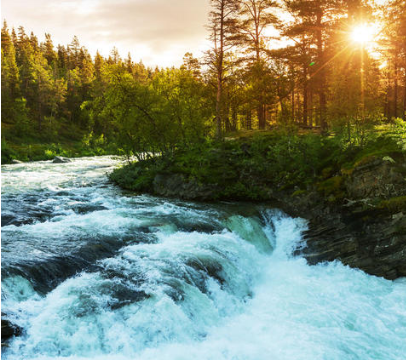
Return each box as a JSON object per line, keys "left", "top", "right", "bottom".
{"left": 283, "top": 157, "right": 406, "bottom": 280}
{"left": 146, "top": 157, "right": 406, "bottom": 279}
{"left": 110, "top": 135, "right": 406, "bottom": 280}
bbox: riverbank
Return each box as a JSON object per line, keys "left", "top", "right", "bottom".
{"left": 110, "top": 129, "right": 406, "bottom": 279}
{"left": 1, "top": 139, "right": 123, "bottom": 164}
{"left": 1, "top": 121, "right": 124, "bottom": 164}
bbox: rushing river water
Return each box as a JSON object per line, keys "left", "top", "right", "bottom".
{"left": 2, "top": 156, "right": 406, "bottom": 360}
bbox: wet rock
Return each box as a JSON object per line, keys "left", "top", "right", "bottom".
{"left": 295, "top": 206, "right": 406, "bottom": 280}
{"left": 71, "top": 204, "right": 107, "bottom": 214}
{"left": 344, "top": 158, "right": 406, "bottom": 199}
{"left": 153, "top": 173, "right": 218, "bottom": 201}
{"left": 1, "top": 314, "right": 22, "bottom": 342}
{"left": 256, "top": 160, "right": 406, "bottom": 279}
{"left": 52, "top": 156, "right": 71, "bottom": 163}
{"left": 266, "top": 157, "right": 406, "bottom": 280}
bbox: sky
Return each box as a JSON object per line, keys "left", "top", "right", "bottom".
{"left": 1, "top": 0, "right": 388, "bottom": 68}
{"left": 1, "top": 0, "right": 211, "bottom": 68}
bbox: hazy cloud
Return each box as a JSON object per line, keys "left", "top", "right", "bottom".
{"left": 2, "top": 0, "right": 211, "bottom": 67}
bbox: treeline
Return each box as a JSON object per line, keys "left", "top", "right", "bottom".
{"left": 1, "top": 0, "right": 406, "bottom": 161}
{"left": 1, "top": 23, "right": 211, "bottom": 160}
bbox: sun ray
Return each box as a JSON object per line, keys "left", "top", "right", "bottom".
{"left": 351, "top": 24, "right": 376, "bottom": 44}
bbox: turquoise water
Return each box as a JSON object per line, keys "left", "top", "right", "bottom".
{"left": 2, "top": 157, "right": 405, "bottom": 360}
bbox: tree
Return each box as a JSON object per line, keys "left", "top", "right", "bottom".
{"left": 2, "top": 22, "right": 21, "bottom": 122}
{"left": 282, "top": 0, "right": 348, "bottom": 130}
{"left": 181, "top": 52, "right": 201, "bottom": 79}
{"left": 206, "top": 0, "right": 239, "bottom": 139}
{"left": 380, "top": 0, "right": 406, "bottom": 120}
{"left": 42, "top": 33, "right": 57, "bottom": 67}
{"left": 1, "top": 22, "right": 20, "bottom": 101}
{"left": 233, "top": 0, "right": 279, "bottom": 129}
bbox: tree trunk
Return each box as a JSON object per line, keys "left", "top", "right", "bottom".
{"left": 316, "top": 9, "right": 327, "bottom": 131}
{"left": 291, "top": 84, "right": 295, "bottom": 124}
{"left": 393, "top": 56, "right": 398, "bottom": 119}
{"left": 303, "top": 64, "right": 308, "bottom": 126}
{"left": 216, "top": 71, "right": 223, "bottom": 138}
{"left": 215, "top": 3, "right": 225, "bottom": 140}
{"left": 309, "top": 89, "right": 314, "bottom": 127}
{"left": 246, "top": 109, "right": 252, "bottom": 130}
{"left": 403, "top": 75, "right": 406, "bottom": 120}
{"left": 257, "top": 104, "right": 266, "bottom": 129}
{"left": 231, "top": 103, "right": 238, "bottom": 131}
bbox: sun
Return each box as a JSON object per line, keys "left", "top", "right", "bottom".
{"left": 351, "top": 24, "right": 375, "bottom": 44}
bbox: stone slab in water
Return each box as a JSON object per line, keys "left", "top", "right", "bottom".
{"left": 52, "top": 156, "right": 71, "bottom": 163}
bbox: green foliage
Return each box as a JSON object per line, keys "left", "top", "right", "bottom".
{"left": 390, "top": 119, "right": 406, "bottom": 151}
{"left": 317, "top": 176, "right": 344, "bottom": 197}
{"left": 1, "top": 140, "right": 16, "bottom": 163}
{"left": 111, "top": 126, "right": 405, "bottom": 201}
{"left": 378, "top": 196, "right": 406, "bottom": 213}
{"left": 2, "top": 8, "right": 406, "bottom": 165}
{"left": 13, "top": 97, "right": 31, "bottom": 135}
{"left": 109, "top": 160, "right": 157, "bottom": 192}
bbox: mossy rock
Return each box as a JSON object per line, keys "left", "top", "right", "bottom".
{"left": 378, "top": 196, "right": 406, "bottom": 213}
{"left": 292, "top": 189, "right": 307, "bottom": 197}
{"left": 317, "top": 176, "right": 344, "bottom": 197}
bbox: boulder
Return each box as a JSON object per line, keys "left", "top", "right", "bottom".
{"left": 1, "top": 314, "right": 22, "bottom": 343}
{"left": 52, "top": 156, "right": 71, "bottom": 163}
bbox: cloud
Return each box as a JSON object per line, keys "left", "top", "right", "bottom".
{"left": 2, "top": 0, "right": 210, "bottom": 67}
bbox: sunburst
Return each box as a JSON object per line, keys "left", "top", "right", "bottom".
{"left": 351, "top": 24, "right": 376, "bottom": 44}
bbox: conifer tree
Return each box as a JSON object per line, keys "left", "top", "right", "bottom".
{"left": 234, "top": 0, "right": 279, "bottom": 129}
{"left": 207, "top": 0, "right": 239, "bottom": 139}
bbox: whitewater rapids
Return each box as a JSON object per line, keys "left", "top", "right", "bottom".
{"left": 2, "top": 156, "right": 405, "bottom": 360}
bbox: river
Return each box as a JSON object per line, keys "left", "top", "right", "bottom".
{"left": 1, "top": 156, "right": 406, "bottom": 360}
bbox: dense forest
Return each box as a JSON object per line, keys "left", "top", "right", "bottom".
{"left": 1, "top": 0, "right": 406, "bottom": 163}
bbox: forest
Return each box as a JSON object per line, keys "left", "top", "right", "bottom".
{"left": 1, "top": 0, "right": 406, "bottom": 163}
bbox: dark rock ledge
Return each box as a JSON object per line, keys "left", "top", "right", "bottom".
{"left": 1, "top": 313, "right": 22, "bottom": 345}
{"left": 282, "top": 157, "right": 406, "bottom": 280}
{"left": 151, "top": 157, "right": 406, "bottom": 280}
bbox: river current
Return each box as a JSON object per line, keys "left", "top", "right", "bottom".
{"left": 1, "top": 156, "right": 406, "bottom": 360}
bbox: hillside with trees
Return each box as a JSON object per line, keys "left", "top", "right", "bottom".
{"left": 1, "top": 0, "right": 406, "bottom": 164}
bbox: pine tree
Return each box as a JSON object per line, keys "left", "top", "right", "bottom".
{"left": 42, "top": 33, "right": 57, "bottom": 67}
{"left": 1, "top": 22, "right": 20, "bottom": 100}
{"left": 207, "top": 0, "right": 240, "bottom": 139}
{"left": 2, "top": 22, "right": 21, "bottom": 123}
{"left": 234, "top": 0, "right": 279, "bottom": 129}
{"left": 380, "top": 0, "right": 406, "bottom": 120}
{"left": 281, "top": 0, "right": 348, "bottom": 129}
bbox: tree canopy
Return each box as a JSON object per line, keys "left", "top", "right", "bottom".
{"left": 2, "top": 0, "right": 406, "bottom": 161}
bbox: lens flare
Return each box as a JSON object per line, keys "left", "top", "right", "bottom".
{"left": 351, "top": 24, "right": 375, "bottom": 44}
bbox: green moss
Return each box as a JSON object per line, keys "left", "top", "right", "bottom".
{"left": 292, "top": 189, "right": 307, "bottom": 197}
{"left": 377, "top": 196, "right": 406, "bottom": 213}
{"left": 353, "top": 155, "right": 378, "bottom": 168}
{"left": 317, "top": 176, "right": 344, "bottom": 197}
